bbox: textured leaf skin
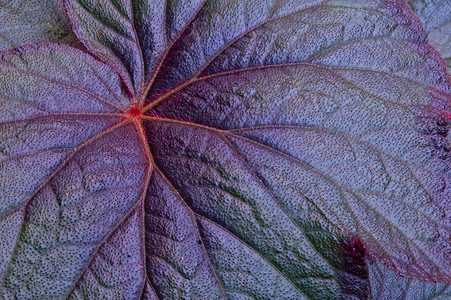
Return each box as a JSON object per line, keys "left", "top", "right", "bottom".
{"left": 407, "top": 0, "right": 451, "bottom": 71}
{"left": 0, "top": 0, "right": 451, "bottom": 299}
{"left": 68, "top": 208, "right": 145, "bottom": 299}
{"left": 0, "top": 0, "right": 78, "bottom": 49}
{"left": 63, "top": 0, "right": 205, "bottom": 95}
{"left": 369, "top": 261, "right": 451, "bottom": 299}
{"left": 0, "top": 44, "right": 149, "bottom": 298}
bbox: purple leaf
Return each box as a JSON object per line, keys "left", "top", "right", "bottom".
{"left": 369, "top": 260, "right": 451, "bottom": 299}
{"left": 0, "top": 0, "right": 450, "bottom": 298}
{"left": 407, "top": 0, "right": 451, "bottom": 71}
{"left": 0, "top": 0, "right": 79, "bottom": 49}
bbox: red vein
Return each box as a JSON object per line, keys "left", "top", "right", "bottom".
{"left": 131, "top": 118, "right": 154, "bottom": 298}
{"left": 0, "top": 113, "right": 123, "bottom": 127}
{"left": 142, "top": 62, "right": 313, "bottom": 113}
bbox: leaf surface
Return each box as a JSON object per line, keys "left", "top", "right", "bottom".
{"left": 1, "top": 0, "right": 450, "bottom": 299}
{"left": 407, "top": 0, "right": 451, "bottom": 71}
{"left": 63, "top": 0, "right": 206, "bottom": 96}
{"left": 0, "top": 0, "right": 78, "bottom": 49}
{"left": 0, "top": 44, "right": 149, "bottom": 298}
{"left": 369, "top": 260, "right": 450, "bottom": 299}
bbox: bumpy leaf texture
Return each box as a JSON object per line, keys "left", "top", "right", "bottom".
{"left": 0, "top": 0, "right": 78, "bottom": 49}
{"left": 407, "top": 0, "right": 451, "bottom": 71}
{"left": 0, "top": 0, "right": 450, "bottom": 299}
{"left": 369, "top": 260, "right": 451, "bottom": 299}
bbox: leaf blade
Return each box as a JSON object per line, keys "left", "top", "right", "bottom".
{"left": 0, "top": 0, "right": 77, "bottom": 50}
{"left": 147, "top": 61, "right": 451, "bottom": 283}
{"left": 407, "top": 0, "right": 451, "bottom": 72}
{"left": 1, "top": 0, "right": 450, "bottom": 298}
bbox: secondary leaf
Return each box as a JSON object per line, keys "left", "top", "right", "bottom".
{"left": 369, "top": 260, "right": 450, "bottom": 299}
{"left": 407, "top": 0, "right": 451, "bottom": 71}
{"left": 0, "top": 0, "right": 78, "bottom": 49}
{"left": 0, "top": 0, "right": 450, "bottom": 299}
